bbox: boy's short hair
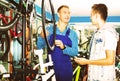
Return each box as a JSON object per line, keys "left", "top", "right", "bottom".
{"left": 92, "top": 3, "right": 108, "bottom": 21}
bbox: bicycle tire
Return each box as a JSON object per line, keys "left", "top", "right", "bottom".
{"left": 41, "top": 0, "right": 56, "bottom": 51}
{"left": 0, "top": 31, "right": 10, "bottom": 61}
{"left": 0, "top": 0, "right": 20, "bottom": 31}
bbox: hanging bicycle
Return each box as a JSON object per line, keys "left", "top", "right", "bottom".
{"left": 0, "top": 0, "right": 57, "bottom": 81}
{"left": 0, "top": 0, "right": 20, "bottom": 31}
{"left": 72, "top": 31, "right": 91, "bottom": 81}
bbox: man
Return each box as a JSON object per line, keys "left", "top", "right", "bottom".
{"left": 37, "top": 5, "right": 78, "bottom": 81}
{"left": 74, "top": 3, "right": 119, "bottom": 81}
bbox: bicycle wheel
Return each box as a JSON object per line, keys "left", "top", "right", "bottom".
{"left": 0, "top": 0, "right": 20, "bottom": 31}
{"left": 41, "top": 0, "right": 56, "bottom": 51}
{"left": 0, "top": 31, "right": 10, "bottom": 61}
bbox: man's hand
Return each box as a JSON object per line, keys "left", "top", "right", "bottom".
{"left": 55, "top": 40, "right": 65, "bottom": 50}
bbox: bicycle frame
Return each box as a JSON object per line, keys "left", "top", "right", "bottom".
{"left": 73, "top": 65, "right": 81, "bottom": 81}
{"left": 0, "top": 0, "right": 20, "bottom": 31}
{"left": 0, "top": 13, "right": 22, "bottom": 38}
{"left": 34, "top": 49, "right": 56, "bottom": 81}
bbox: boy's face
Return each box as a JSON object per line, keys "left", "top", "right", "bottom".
{"left": 90, "top": 10, "right": 98, "bottom": 26}
{"left": 58, "top": 7, "right": 70, "bottom": 23}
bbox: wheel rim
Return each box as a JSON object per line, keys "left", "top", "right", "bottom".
{"left": 41, "top": 0, "right": 56, "bottom": 51}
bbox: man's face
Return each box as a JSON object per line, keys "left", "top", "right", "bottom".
{"left": 58, "top": 7, "right": 70, "bottom": 23}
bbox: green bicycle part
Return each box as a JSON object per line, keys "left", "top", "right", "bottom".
{"left": 73, "top": 66, "right": 81, "bottom": 81}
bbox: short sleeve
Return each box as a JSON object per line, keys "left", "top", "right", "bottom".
{"left": 104, "top": 31, "right": 117, "bottom": 50}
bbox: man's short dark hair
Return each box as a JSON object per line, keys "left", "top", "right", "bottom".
{"left": 57, "top": 5, "right": 69, "bottom": 13}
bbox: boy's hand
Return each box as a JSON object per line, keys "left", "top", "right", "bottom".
{"left": 74, "top": 57, "right": 88, "bottom": 65}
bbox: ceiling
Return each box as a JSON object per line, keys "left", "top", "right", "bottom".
{"left": 36, "top": 0, "right": 120, "bottom": 16}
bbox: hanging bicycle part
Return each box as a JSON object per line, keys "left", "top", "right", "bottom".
{"left": 41, "top": 0, "right": 56, "bottom": 51}
{"left": 0, "top": 31, "right": 10, "bottom": 61}
{"left": 0, "top": 0, "right": 21, "bottom": 31}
